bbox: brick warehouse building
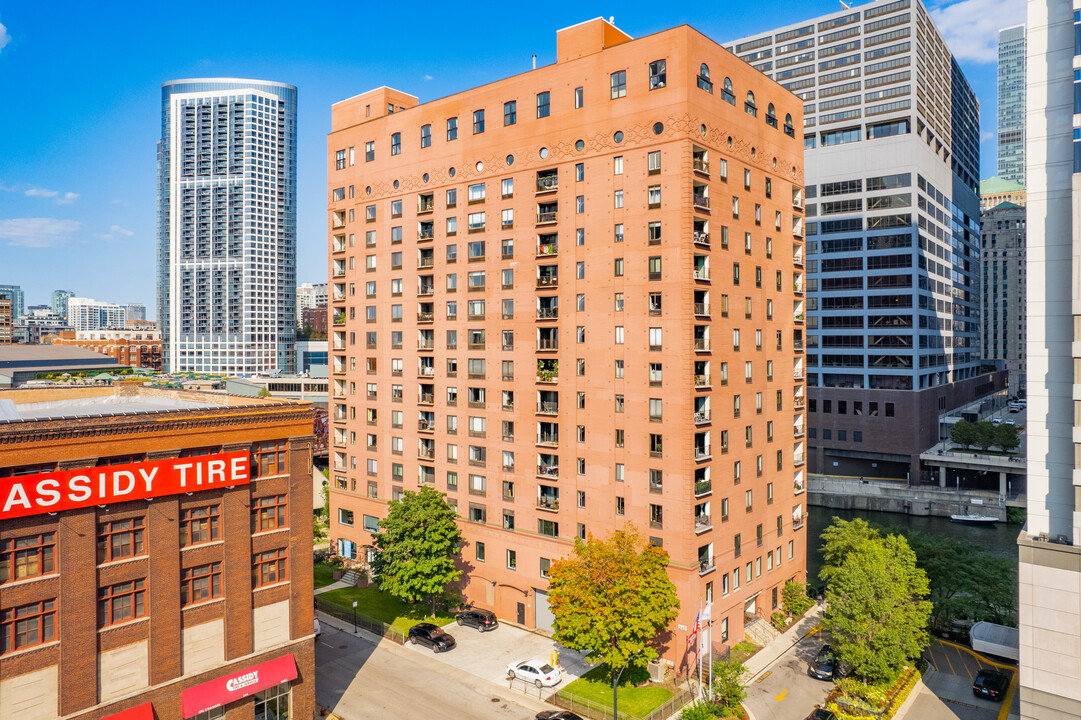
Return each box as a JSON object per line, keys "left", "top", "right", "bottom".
{"left": 50, "top": 327, "right": 163, "bottom": 372}
{"left": 326, "top": 18, "right": 808, "bottom": 665}
{"left": 0, "top": 385, "right": 315, "bottom": 720}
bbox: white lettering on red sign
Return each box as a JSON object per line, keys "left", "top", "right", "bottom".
{"left": 0, "top": 451, "right": 251, "bottom": 520}
{"left": 226, "top": 670, "right": 260, "bottom": 692}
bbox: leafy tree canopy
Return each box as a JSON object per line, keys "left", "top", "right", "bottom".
{"left": 371, "top": 485, "right": 463, "bottom": 616}
{"left": 547, "top": 525, "right": 680, "bottom": 676}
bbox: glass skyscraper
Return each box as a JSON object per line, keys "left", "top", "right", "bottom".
{"left": 998, "top": 25, "right": 1026, "bottom": 186}
{"left": 157, "top": 78, "right": 297, "bottom": 374}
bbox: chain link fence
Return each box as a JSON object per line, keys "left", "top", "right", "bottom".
{"left": 315, "top": 596, "right": 406, "bottom": 645}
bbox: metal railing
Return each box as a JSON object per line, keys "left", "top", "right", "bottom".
{"left": 537, "top": 242, "right": 558, "bottom": 256}
{"left": 537, "top": 275, "right": 558, "bottom": 288}
{"left": 693, "top": 157, "right": 709, "bottom": 173}
{"left": 537, "top": 401, "right": 559, "bottom": 414}
{"left": 695, "top": 445, "right": 711, "bottom": 460}
{"left": 692, "top": 194, "right": 710, "bottom": 209}
{"left": 536, "top": 176, "right": 558, "bottom": 192}
{"left": 694, "top": 375, "right": 710, "bottom": 388}
{"left": 693, "top": 268, "right": 710, "bottom": 280}
{"left": 316, "top": 596, "right": 405, "bottom": 645}
{"left": 694, "top": 410, "right": 711, "bottom": 424}
{"left": 537, "top": 307, "right": 559, "bottom": 319}
{"left": 694, "top": 479, "right": 711, "bottom": 496}
{"left": 537, "top": 211, "right": 558, "bottom": 224}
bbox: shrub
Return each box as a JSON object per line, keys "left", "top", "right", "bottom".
{"left": 681, "top": 700, "right": 719, "bottom": 720}
{"left": 710, "top": 659, "right": 747, "bottom": 716}
{"left": 771, "top": 611, "right": 787, "bottom": 630}
{"left": 783, "top": 580, "right": 815, "bottom": 616}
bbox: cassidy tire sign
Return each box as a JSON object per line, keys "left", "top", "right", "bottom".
{"left": 0, "top": 451, "right": 250, "bottom": 519}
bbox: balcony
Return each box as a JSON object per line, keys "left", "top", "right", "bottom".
{"left": 418, "top": 229, "right": 435, "bottom": 242}
{"left": 537, "top": 401, "right": 559, "bottom": 415}
{"left": 537, "top": 496, "right": 560, "bottom": 511}
{"left": 536, "top": 275, "right": 558, "bottom": 289}
{"left": 693, "top": 303, "right": 710, "bottom": 317}
{"left": 693, "top": 232, "right": 711, "bottom": 247}
{"left": 536, "top": 465, "right": 559, "bottom": 479}
{"left": 694, "top": 339, "right": 711, "bottom": 352}
{"left": 694, "top": 374, "right": 710, "bottom": 388}
{"left": 693, "top": 158, "right": 709, "bottom": 175}
{"left": 418, "top": 286, "right": 435, "bottom": 297}
{"left": 418, "top": 420, "right": 434, "bottom": 432}
{"left": 536, "top": 211, "right": 558, "bottom": 225}
{"left": 694, "top": 479, "right": 712, "bottom": 497}
{"left": 693, "top": 409, "right": 712, "bottom": 425}
{"left": 695, "top": 445, "right": 712, "bottom": 461}
{"left": 536, "top": 338, "right": 558, "bottom": 351}
{"left": 537, "top": 433, "right": 559, "bottom": 448}
{"left": 693, "top": 268, "right": 710, "bottom": 281}
{"left": 794, "top": 452, "right": 805, "bottom": 467}
{"left": 418, "top": 448, "right": 435, "bottom": 460}
{"left": 417, "top": 258, "right": 435, "bottom": 269}
{"left": 693, "top": 194, "right": 710, "bottom": 210}
{"left": 698, "top": 560, "right": 715, "bottom": 576}
{"left": 695, "top": 515, "right": 712, "bottom": 534}
{"left": 537, "top": 241, "right": 558, "bottom": 257}
{"left": 417, "top": 312, "right": 433, "bottom": 323}
{"left": 536, "top": 307, "right": 558, "bottom": 320}
{"left": 417, "top": 341, "right": 434, "bottom": 351}
{"left": 418, "top": 366, "right": 435, "bottom": 378}
{"left": 418, "top": 200, "right": 434, "bottom": 214}
{"left": 536, "top": 175, "right": 558, "bottom": 193}
{"left": 418, "top": 393, "right": 435, "bottom": 405}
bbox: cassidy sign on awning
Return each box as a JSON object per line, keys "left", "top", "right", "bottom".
{"left": 0, "top": 451, "right": 250, "bottom": 520}
{"left": 181, "top": 654, "right": 297, "bottom": 718}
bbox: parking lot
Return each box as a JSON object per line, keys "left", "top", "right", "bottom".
{"left": 742, "top": 627, "right": 833, "bottom": 720}
{"left": 402, "top": 618, "right": 595, "bottom": 701}
{"left": 903, "top": 640, "right": 1018, "bottom": 720}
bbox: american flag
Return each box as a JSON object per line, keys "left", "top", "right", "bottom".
{"left": 687, "top": 612, "right": 700, "bottom": 646}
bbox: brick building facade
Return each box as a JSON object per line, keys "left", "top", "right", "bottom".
{"left": 0, "top": 386, "right": 315, "bottom": 720}
{"left": 50, "top": 327, "right": 163, "bottom": 372}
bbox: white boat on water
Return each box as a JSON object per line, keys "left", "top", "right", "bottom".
{"left": 949, "top": 513, "right": 998, "bottom": 525}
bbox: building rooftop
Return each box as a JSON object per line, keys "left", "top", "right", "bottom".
{"left": 981, "top": 176, "right": 1026, "bottom": 195}
{"left": 0, "top": 344, "right": 123, "bottom": 366}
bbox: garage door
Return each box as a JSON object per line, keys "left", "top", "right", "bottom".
{"left": 534, "top": 589, "right": 555, "bottom": 633}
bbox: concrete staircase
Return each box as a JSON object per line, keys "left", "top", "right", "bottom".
{"left": 743, "top": 614, "right": 781, "bottom": 647}
{"left": 340, "top": 569, "right": 360, "bottom": 587}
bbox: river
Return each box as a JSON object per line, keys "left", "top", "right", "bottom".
{"left": 805, "top": 505, "right": 1021, "bottom": 591}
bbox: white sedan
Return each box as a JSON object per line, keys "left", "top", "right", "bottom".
{"left": 507, "top": 659, "right": 562, "bottom": 688}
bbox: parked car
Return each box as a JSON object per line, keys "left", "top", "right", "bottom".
{"left": 456, "top": 608, "right": 499, "bottom": 631}
{"left": 1005, "top": 419, "right": 1015, "bottom": 425}
{"left": 807, "top": 710, "right": 837, "bottom": 720}
{"left": 536, "top": 712, "right": 584, "bottom": 720}
{"left": 408, "top": 622, "right": 456, "bottom": 653}
{"left": 992, "top": 417, "right": 1003, "bottom": 425}
{"left": 973, "top": 669, "right": 1009, "bottom": 701}
{"left": 507, "top": 659, "right": 562, "bottom": 688}
{"left": 808, "top": 644, "right": 838, "bottom": 680}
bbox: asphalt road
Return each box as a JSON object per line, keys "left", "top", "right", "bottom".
{"left": 742, "top": 627, "right": 832, "bottom": 720}
{"left": 905, "top": 640, "right": 1018, "bottom": 720}
{"left": 315, "top": 619, "right": 548, "bottom": 720}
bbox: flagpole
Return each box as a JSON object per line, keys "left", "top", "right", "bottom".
{"left": 707, "top": 610, "right": 713, "bottom": 700}
{"left": 697, "top": 597, "right": 703, "bottom": 700}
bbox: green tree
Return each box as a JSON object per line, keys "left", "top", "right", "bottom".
{"left": 949, "top": 420, "right": 977, "bottom": 449}
{"left": 547, "top": 526, "right": 680, "bottom": 676}
{"left": 819, "top": 517, "right": 881, "bottom": 584}
{"left": 371, "top": 485, "right": 463, "bottom": 616}
{"left": 994, "top": 424, "right": 1020, "bottom": 454}
{"left": 710, "top": 659, "right": 748, "bottom": 715}
{"left": 782, "top": 579, "right": 815, "bottom": 616}
{"left": 821, "top": 530, "right": 931, "bottom": 683}
{"left": 256, "top": 387, "right": 271, "bottom": 398}
{"left": 973, "top": 421, "right": 997, "bottom": 452}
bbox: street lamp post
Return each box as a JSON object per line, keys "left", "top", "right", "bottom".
{"left": 613, "top": 664, "right": 626, "bottom": 720}
{"left": 352, "top": 600, "right": 358, "bottom": 634}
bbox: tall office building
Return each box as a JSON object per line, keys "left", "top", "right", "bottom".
{"left": 998, "top": 25, "right": 1026, "bottom": 186}
{"left": 0, "top": 285, "right": 24, "bottom": 321}
{"left": 979, "top": 201, "right": 1026, "bottom": 393}
{"left": 1019, "top": 1, "right": 1081, "bottom": 717}
{"left": 125, "top": 302, "right": 148, "bottom": 323}
{"left": 728, "top": 0, "right": 1005, "bottom": 482}
{"left": 66, "top": 297, "right": 127, "bottom": 331}
{"left": 328, "top": 19, "right": 808, "bottom": 661}
{"left": 157, "top": 78, "right": 297, "bottom": 375}
{"left": 0, "top": 298, "right": 11, "bottom": 344}
{"left": 296, "top": 282, "right": 328, "bottom": 316}
{"left": 51, "top": 289, "right": 74, "bottom": 318}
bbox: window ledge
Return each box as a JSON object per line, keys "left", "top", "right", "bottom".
{"left": 98, "top": 616, "right": 150, "bottom": 634}
{"left": 253, "top": 580, "right": 291, "bottom": 593}
{"left": 181, "top": 539, "right": 225, "bottom": 552}
{"left": 251, "top": 528, "right": 289, "bottom": 539}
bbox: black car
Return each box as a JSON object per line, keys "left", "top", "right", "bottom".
{"left": 408, "top": 622, "right": 456, "bottom": 653}
{"left": 456, "top": 608, "right": 499, "bottom": 631}
{"left": 808, "top": 644, "right": 838, "bottom": 680}
{"left": 973, "top": 669, "right": 1009, "bottom": 701}
{"left": 808, "top": 710, "right": 837, "bottom": 720}
{"left": 536, "top": 712, "right": 584, "bottom": 720}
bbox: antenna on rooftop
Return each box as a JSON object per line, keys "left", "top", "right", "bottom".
{"left": 840, "top": 1, "right": 850, "bottom": 7}
{"left": 532, "top": 54, "right": 537, "bottom": 70}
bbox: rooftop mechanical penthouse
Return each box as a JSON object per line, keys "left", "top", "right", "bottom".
{"left": 327, "top": 18, "right": 808, "bottom": 665}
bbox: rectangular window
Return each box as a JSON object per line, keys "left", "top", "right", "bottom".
{"left": 180, "top": 506, "right": 220, "bottom": 547}
{"left": 252, "top": 495, "right": 288, "bottom": 533}
{"left": 575, "top": 86, "right": 583, "bottom": 108}
{"left": 181, "top": 562, "right": 222, "bottom": 606}
{"left": 614, "top": 156, "right": 624, "bottom": 175}
{"left": 365, "top": 141, "right": 374, "bottom": 161}
{"left": 504, "top": 101, "right": 517, "bottom": 126}
{"left": 0, "top": 533, "right": 56, "bottom": 583}
{"left": 391, "top": 132, "right": 401, "bottom": 155}
{"left": 537, "top": 91, "right": 550, "bottom": 118}
{"left": 473, "top": 109, "right": 485, "bottom": 134}
{"left": 253, "top": 549, "right": 288, "bottom": 588}
{"left": 2, "top": 600, "right": 55, "bottom": 653}
{"left": 447, "top": 117, "right": 458, "bottom": 141}
{"left": 648, "top": 150, "right": 661, "bottom": 173}
{"left": 421, "top": 124, "right": 431, "bottom": 147}
{"left": 97, "top": 518, "right": 145, "bottom": 563}
{"left": 649, "top": 59, "right": 667, "bottom": 89}
{"left": 98, "top": 579, "right": 146, "bottom": 627}
{"left": 611, "top": 70, "right": 627, "bottom": 99}
{"left": 253, "top": 440, "right": 288, "bottom": 477}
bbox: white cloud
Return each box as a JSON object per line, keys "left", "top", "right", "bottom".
{"left": 25, "top": 187, "right": 79, "bottom": 204}
{"left": 110, "top": 224, "right": 134, "bottom": 236}
{"left": 0, "top": 218, "right": 81, "bottom": 248}
{"left": 929, "top": 0, "right": 1026, "bottom": 63}
{"left": 424, "top": 74, "right": 433, "bottom": 81}
{"left": 0, "top": 22, "right": 10, "bottom": 54}
{"left": 980, "top": 130, "right": 994, "bottom": 142}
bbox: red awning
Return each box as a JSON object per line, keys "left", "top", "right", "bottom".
{"left": 181, "top": 654, "right": 297, "bottom": 718}
{"left": 103, "top": 702, "right": 154, "bottom": 720}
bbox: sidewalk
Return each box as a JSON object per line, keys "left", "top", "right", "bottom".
{"left": 315, "top": 580, "right": 350, "bottom": 595}
{"left": 744, "top": 604, "right": 825, "bottom": 680}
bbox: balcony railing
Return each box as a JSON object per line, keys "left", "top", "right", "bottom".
{"left": 537, "top": 401, "right": 559, "bottom": 415}
{"left": 418, "top": 230, "right": 434, "bottom": 241}
{"left": 418, "top": 200, "right": 434, "bottom": 213}
{"left": 694, "top": 338, "right": 711, "bottom": 351}
{"left": 694, "top": 374, "right": 710, "bottom": 388}
{"left": 536, "top": 176, "right": 558, "bottom": 192}
{"left": 695, "top": 445, "right": 711, "bottom": 461}
{"left": 693, "top": 158, "right": 709, "bottom": 174}
{"left": 536, "top": 275, "right": 558, "bottom": 288}
{"left": 418, "top": 448, "right": 435, "bottom": 460}
{"left": 537, "top": 465, "right": 559, "bottom": 478}
{"left": 418, "top": 366, "right": 435, "bottom": 377}
{"left": 418, "top": 393, "right": 435, "bottom": 405}
{"left": 537, "top": 496, "right": 559, "bottom": 511}
{"left": 537, "top": 338, "right": 558, "bottom": 351}
{"left": 536, "top": 374, "right": 558, "bottom": 384}
{"left": 418, "top": 286, "right": 434, "bottom": 297}
{"left": 417, "top": 312, "right": 433, "bottom": 322}
{"left": 418, "top": 420, "right": 434, "bottom": 432}
{"left": 794, "top": 453, "right": 805, "bottom": 467}
{"left": 695, "top": 515, "right": 712, "bottom": 533}
{"left": 693, "top": 268, "right": 710, "bottom": 281}
{"left": 417, "top": 258, "right": 434, "bottom": 269}
{"left": 536, "top": 307, "right": 558, "bottom": 320}
{"left": 693, "top": 194, "right": 710, "bottom": 209}
{"left": 694, "top": 410, "right": 711, "bottom": 425}
{"left": 417, "top": 341, "right": 434, "bottom": 350}
{"left": 537, "top": 211, "right": 558, "bottom": 224}
{"left": 693, "top": 231, "right": 710, "bottom": 247}
{"left": 698, "top": 560, "right": 715, "bottom": 576}
{"left": 537, "top": 241, "right": 558, "bottom": 256}
{"left": 537, "top": 433, "right": 559, "bottom": 447}
{"left": 694, "top": 479, "right": 712, "bottom": 496}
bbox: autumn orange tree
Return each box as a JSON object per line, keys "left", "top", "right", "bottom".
{"left": 547, "top": 525, "right": 679, "bottom": 676}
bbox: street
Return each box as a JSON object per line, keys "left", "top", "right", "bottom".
{"left": 742, "top": 626, "right": 832, "bottom": 720}
{"left": 315, "top": 619, "right": 549, "bottom": 720}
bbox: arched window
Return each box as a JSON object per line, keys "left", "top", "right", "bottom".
{"left": 745, "top": 91, "right": 757, "bottom": 117}
{"left": 784, "top": 113, "right": 795, "bottom": 137}
{"left": 766, "top": 102, "right": 778, "bottom": 128}
{"left": 698, "top": 64, "right": 713, "bottom": 93}
{"left": 722, "top": 77, "right": 735, "bottom": 105}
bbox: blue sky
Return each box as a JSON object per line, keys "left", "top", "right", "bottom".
{"left": 0, "top": 0, "right": 1024, "bottom": 316}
